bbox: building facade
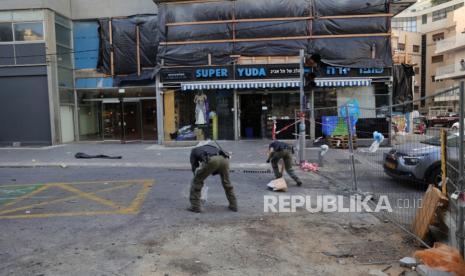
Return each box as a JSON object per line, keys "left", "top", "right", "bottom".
{"left": 155, "top": 0, "right": 416, "bottom": 143}
{"left": 0, "top": 0, "right": 157, "bottom": 146}
{"left": 1, "top": 0, "right": 415, "bottom": 145}
{"left": 434, "top": 4, "right": 465, "bottom": 109}
{"left": 393, "top": 0, "right": 465, "bottom": 115}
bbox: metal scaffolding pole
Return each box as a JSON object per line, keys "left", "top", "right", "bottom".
{"left": 299, "top": 49, "right": 306, "bottom": 163}
{"left": 458, "top": 81, "right": 465, "bottom": 257}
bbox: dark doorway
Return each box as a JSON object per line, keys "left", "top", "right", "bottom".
{"left": 123, "top": 102, "right": 141, "bottom": 141}
{"left": 141, "top": 100, "right": 157, "bottom": 140}
{"left": 240, "top": 94, "right": 263, "bottom": 139}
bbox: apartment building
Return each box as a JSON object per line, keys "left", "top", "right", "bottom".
{"left": 393, "top": 0, "right": 465, "bottom": 115}
{"left": 434, "top": 5, "right": 465, "bottom": 109}
{"left": 0, "top": 0, "right": 156, "bottom": 146}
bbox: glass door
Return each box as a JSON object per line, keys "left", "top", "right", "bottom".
{"left": 103, "top": 102, "right": 122, "bottom": 140}
{"left": 123, "top": 101, "right": 142, "bottom": 141}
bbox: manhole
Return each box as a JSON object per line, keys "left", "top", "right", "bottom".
{"left": 242, "top": 169, "right": 272, "bottom": 174}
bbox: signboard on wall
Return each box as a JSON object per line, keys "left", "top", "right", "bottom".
{"left": 161, "top": 64, "right": 390, "bottom": 83}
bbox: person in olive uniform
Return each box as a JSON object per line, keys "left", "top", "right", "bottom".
{"left": 189, "top": 144, "right": 237, "bottom": 213}
{"left": 267, "top": 140, "right": 302, "bottom": 186}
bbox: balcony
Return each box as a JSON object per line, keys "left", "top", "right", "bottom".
{"left": 436, "top": 34, "right": 465, "bottom": 54}
{"left": 434, "top": 86, "right": 460, "bottom": 102}
{"left": 436, "top": 63, "right": 465, "bottom": 80}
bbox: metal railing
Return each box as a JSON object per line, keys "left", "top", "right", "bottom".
{"left": 313, "top": 85, "right": 465, "bottom": 256}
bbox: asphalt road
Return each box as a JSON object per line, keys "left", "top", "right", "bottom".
{"left": 0, "top": 166, "right": 335, "bottom": 275}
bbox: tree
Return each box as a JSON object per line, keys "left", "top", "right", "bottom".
{"left": 431, "top": 0, "right": 452, "bottom": 6}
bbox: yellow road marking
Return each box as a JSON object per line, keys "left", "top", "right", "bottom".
{"left": 126, "top": 180, "right": 154, "bottom": 213}
{"left": 0, "top": 184, "right": 49, "bottom": 211}
{"left": 54, "top": 183, "right": 124, "bottom": 210}
{"left": 0, "top": 184, "right": 132, "bottom": 216}
{"left": 0, "top": 210, "right": 138, "bottom": 220}
{"left": 0, "top": 180, "right": 154, "bottom": 219}
{"left": 0, "top": 179, "right": 154, "bottom": 188}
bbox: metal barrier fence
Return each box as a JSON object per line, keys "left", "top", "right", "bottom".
{"left": 302, "top": 85, "right": 465, "bottom": 255}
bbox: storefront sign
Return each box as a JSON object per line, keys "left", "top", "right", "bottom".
{"left": 322, "top": 66, "right": 386, "bottom": 77}
{"left": 161, "top": 64, "right": 389, "bottom": 83}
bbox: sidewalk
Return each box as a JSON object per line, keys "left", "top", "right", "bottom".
{"left": 0, "top": 140, "right": 322, "bottom": 169}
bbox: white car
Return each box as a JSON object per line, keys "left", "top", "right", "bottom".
{"left": 451, "top": 121, "right": 464, "bottom": 131}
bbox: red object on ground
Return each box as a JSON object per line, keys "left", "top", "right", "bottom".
{"left": 414, "top": 243, "right": 465, "bottom": 276}
{"left": 301, "top": 161, "right": 319, "bottom": 172}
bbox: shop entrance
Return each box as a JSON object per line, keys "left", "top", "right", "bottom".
{"left": 240, "top": 94, "right": 263, "bottom": 139}
{"left": 86, "top": 99, "right": 156, "bottom": 142}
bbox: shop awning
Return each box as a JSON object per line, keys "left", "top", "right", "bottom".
{"left": 315, "top": 78, "right": 372, "bottom": 87}
{"left": 181, "top": 79, "right": 301, "bottom": 91}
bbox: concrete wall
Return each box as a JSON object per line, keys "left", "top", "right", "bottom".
{"left": 0, "top": 0, "right": 156, "bottom": 19}
{"left": 0, "top": 0, "right": 71, "bottom": 17}
{"left": 71, "top": 0, "right": 157, "bottom": 19}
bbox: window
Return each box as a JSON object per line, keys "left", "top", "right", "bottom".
{"left": 397, "top": 43, "right": 405, "bottom": 51}
{"left": 432, "top": 9, "right": 447, "bottom": 22}
{"left": 414, "top": 67, "right": 420, "bottom": 74}
{"left": 432, "top": 55, "right": 444, "bottom": 63}
{"left": 413, "top": 45, "right": 420, "bottom": 53}
{"left": 422, "top": 14, "right": 427, "bottom": 24}
{"left": 13, "top": 22, "right": 44, "bottom": 41}
{"left": 432, "top": 32, "right": 445, "bottom": 41}
{"left": 0, "top": 22, "right": 13, "bottom": 42}
{"left": 56, "top": 24, "right": 71, "bottom": 47}
{"left": 431, "top": 75, "right": 436, "bottom": 82}
{"left": 391, "top": 17, "right": 417, "bottom": 32}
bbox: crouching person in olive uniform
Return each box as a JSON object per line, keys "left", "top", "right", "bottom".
{"left": 267, "top": 140, "right": 302, "bottom": 186}
{"left": 189, "top": 144, "right": 237, "bottom": 213}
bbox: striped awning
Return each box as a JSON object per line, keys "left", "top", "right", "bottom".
{"left": 181, "top": 79, "right": 301, "bottom": 91}
{"left": 315, "top": 78, "right": 372, "bottom": 87}
{"left": 180, "top": 78, "right": 373, "bottom": 91}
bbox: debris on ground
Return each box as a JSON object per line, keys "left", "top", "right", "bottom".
{"left": 400, "top": 257, "right": 419, "bottom": 268}
{"left": 416, "top": 264, "right": 454, "bottom": 276}
{"left": 414, "top": 243, "right": 465, "bottom": 276}
{"left": 368, "top": 269, "right": 389, "bottom": 276}
{"left": 300, "top": 161, "right": 319, "bottom": 172}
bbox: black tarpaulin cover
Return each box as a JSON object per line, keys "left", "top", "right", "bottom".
{"left": 310, "top": 37, "right": 391, "bottom": 68}
{"left": 97, "top": 14, "right": 158, "bottom": 75}
{"left": 157, "top": 0, "right": 392, "bottom": 68}
{"left": 393, "top": 64, "right": 415, "bottom": 113}
{"left": 97, "top": 19, "right": 111, "bottom": 74}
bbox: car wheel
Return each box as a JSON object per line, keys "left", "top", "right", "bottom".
{"left": 426, "top": 167, "right": 442, "bottom": 188}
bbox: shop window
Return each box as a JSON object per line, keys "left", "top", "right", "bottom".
{"left": 432, "top": 55, "right": 444, "bottom": 63}
{"left": 432, "top": 32, "right": 444, "bottom": 41}
{"left": 413, "top": 45, "right": 420, "bottom": 53}
{"left": 0, "top": 22, "right": 13, "bottom": 42}
{"left": 422, "top": 14, "right": 427, "bottom": 24}
{"left": 397, "top": 43, "right": 405, "bottom": 51}
{"left": 13, "top": 22, "right": 44, "bottom": 41}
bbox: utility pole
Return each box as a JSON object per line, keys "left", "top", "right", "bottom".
{"left": 458, "top": 81, "right": 464, "bottom": 257}
{"left": 299, "top": 49, "right": 306, "bottom": 164}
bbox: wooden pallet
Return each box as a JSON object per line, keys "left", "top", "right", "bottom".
{"left": 326, "top": 136, "right": 357, "bottom": 149}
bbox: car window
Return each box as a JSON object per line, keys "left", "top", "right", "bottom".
{"left": 447, "top": 134, "right": 462, "bottom": 147}
{"left": 422, "top": 136, "right": 441, "bottom": 146}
